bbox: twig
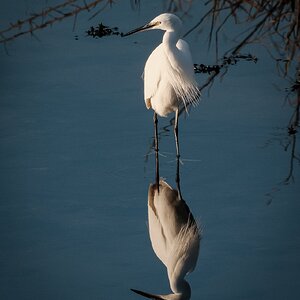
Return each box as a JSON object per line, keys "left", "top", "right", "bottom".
{"left": 0, "top": 0, "right": 108, "bottom": 44}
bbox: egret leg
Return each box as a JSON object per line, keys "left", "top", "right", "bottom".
{"left": 153, "top": 112, "right": 159, "bottom": 191}
{"left": 174, "top": 109, "right": 182, "bottom": 200}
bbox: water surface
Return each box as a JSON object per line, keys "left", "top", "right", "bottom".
{"left": 0, "top": 1, "right": 299, "bottom": 299}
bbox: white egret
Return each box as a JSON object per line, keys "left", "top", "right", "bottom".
{"left": 123, "top": 13, "right": 200, "bottom": 187}
{"left": 131, "top": 180, "right": 201, "bottom": 300}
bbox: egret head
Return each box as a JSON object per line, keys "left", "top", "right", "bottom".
{"left": 122, "top": 13, "right": 182, "bottom": 37}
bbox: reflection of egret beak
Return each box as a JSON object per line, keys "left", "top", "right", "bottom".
{"left": 131, "top": 288, "right": 165, "bottom": 300}
{"left": 122, "top": 21, "right": 160, "bottom": 37}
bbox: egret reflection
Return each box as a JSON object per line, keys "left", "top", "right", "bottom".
{"left": 132, "top": 179, "right": 201, "bottom": 300}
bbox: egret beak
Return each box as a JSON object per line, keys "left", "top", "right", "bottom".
{"left": 131, "top": 288, "right": 165, "bottom": 300}
{"left": 122, "top": 21, "right": 160, "bottom": 37}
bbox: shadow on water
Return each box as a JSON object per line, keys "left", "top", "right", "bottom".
{"left": 132, "top": 155, "right": 201, "bottom": 300}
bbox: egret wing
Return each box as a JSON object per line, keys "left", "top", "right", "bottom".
{"left": 176, "top": 39, "right": 195, "bottom": 79}
{"left": 143, "top": 44, "right": 165, "bottom": 105}
{"left": 167, "top": 220, "right": 200, "bottom": 282}
{"left": 162, "top": 39, "right": 200, "bottom": 109}
{"left": 148, "top": 183, "right": 168, "bottom": 265}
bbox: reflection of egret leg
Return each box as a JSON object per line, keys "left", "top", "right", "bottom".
{"left": 174, "top": 109, "right": 182, "bottom": 200}
{"left": 154, "top": 112, "right": 159, "bottom": 191}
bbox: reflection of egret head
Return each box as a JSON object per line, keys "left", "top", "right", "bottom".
{"left": 132, "top": 180, "right": 201, "bottom": 300}
{"left": 131, "top": 287, "right": 188, "bottom": 300}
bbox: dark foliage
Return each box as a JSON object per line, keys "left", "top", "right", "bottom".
{"left": 86, "top": 23, "right": 122, "bottom": 38}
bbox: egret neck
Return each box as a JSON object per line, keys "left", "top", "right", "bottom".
{"left": 162, "top": 30, "right": 182, "bottom": 71}
{"left": 168, "top": 273, "right": 191, "bottom": 300}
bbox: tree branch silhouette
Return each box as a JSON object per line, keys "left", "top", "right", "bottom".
{"left": 184, "top": 0, "right": 299, "bottom": 78}
{"left": 0, "top": 0, "right": 113, "bottom": 44}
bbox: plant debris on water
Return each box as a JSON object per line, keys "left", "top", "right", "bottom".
{"left": 194, "top": 53, "right": 257, "bottom": 74}
{"left": 86, "top": 23, "right": 122, "bottom": 38}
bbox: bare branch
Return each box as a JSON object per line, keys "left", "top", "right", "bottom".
{"left": 0, "top": 0, "right": 110, "bottom": 44}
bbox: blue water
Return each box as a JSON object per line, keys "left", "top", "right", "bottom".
{"left": 1, "top": 1, "right": 299, "bottom": 299}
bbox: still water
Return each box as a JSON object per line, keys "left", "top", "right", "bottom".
{"left": 0, "top": 1, "right": 299, "bottom": 299}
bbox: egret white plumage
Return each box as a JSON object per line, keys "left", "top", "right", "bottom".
{"left": 123, "top": 13, "right": 200, "bottom": 187}
{"left": 131, "top": 180, "right": 201, "bottom": 300}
